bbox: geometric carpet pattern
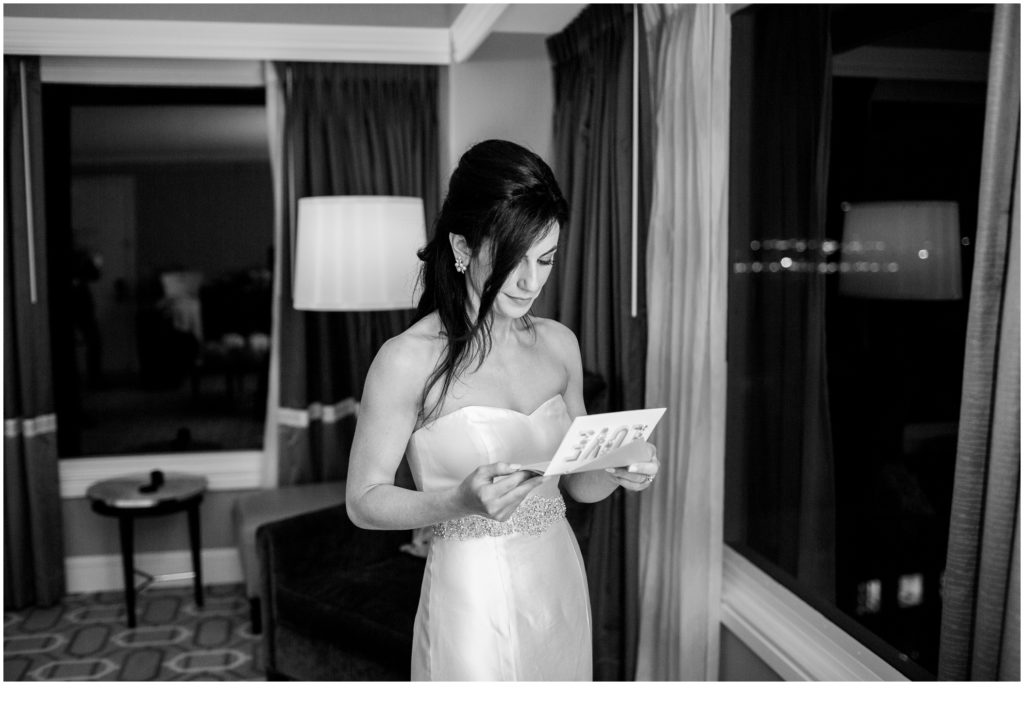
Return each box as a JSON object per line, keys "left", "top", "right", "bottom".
{"left": 4, "top": 584, "right": 263, "bottom": 681}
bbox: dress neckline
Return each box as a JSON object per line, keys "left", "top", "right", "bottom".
{"left": 414, "top": 393, "right": 565, "bottom": 435}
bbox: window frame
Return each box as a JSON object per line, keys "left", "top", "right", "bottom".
{"left": 40, "top": 56, "right": 271, "bottom": 492}
{"left": 721, "top": 545, "right": 910, "bottom": 681}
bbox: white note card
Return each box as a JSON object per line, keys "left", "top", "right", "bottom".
{"left": 524, "top": 407, "right": 667, "bottom": 476}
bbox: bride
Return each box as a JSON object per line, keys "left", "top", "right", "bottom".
{"left": 346, "top": 139, "right": 659, "bottom": 681}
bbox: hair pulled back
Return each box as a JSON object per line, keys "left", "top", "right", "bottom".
{"left": 415, "top": 139, "right": 568, "bottom": 422}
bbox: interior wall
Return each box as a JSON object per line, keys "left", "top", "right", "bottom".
{"left": 444, "top": 32, "right": 554, "bottom": 178}
{"left": 63, "top": 489, "right": 256, "bottom": 558}
{"left": 718, "top": 625, "right": 784, "bottom": 681}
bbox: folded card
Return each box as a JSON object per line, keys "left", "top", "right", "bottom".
{"left": 523, "top": 407, "right": 667, "bottom": 476}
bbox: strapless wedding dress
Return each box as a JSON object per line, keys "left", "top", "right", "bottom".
{"left": 405, "top": 394, "right": 592, "bottom": 681}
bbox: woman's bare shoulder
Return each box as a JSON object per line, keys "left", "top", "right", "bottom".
{"left": 372, "top": 313, "right": 444, "bottom": 382}
{"left": 530, "top": 316, "right": 582, "bottom": 364}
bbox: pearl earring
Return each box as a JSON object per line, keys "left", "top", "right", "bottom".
{"left": 454, "top": 257, "right": 467, "bottom": 274}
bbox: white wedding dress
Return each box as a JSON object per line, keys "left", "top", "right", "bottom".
{"left": 405, "top": 394, "right": 592, "bottom": 681}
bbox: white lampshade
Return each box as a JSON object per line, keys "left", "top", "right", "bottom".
{"left": 293, "top": 196, "right": 426, "bottom": 311}
{"left": 838, "top": 201, "right": 963, "bottom": 300}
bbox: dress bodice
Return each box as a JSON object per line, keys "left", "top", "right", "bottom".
{"left": 406, "top": 392, "right": 592, "bottom": 680}
{"left": 406, "top": 394, "right": 571, "bottom": 494}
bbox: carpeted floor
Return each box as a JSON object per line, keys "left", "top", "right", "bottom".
{"left": 4, "top": 584, "right": 263, "bottom": 681}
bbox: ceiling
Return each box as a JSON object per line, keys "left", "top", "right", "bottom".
{"left": 60, "top": 4, "right": 585, "bottom": 165}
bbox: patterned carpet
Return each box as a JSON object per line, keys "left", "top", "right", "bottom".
{"left": 4, "top": 584, "right": 263, "bottom": 681}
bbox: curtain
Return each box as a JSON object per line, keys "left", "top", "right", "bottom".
{"left": 636, "top": 4, "right": 729, "bottom": 681}
{"left": 262, "top": 62, "right": 286, "bottom": 488}
{"left": 4, "top": 56, "right": 66, "bottom": 608}
{"left": 542, "top": 4, "right": 653, "bottom": 681}
{"left": 269, "top": 62, "right": 439, "bottom": 486}
{"left": 725, "top": 5, "right": 836, "bottom": 601}
{"left": 938, "top": 4, "right": 1020, "bottom": 681}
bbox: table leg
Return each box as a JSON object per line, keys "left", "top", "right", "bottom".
{"left": 118, "top": 516, "right": 136, "bottom": 628}
{"left": 187, "top": 502, "right": 204, "bottom": 607}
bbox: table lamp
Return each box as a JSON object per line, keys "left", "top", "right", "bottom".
{"left": 293, "top": 196, "right": 427, "bottom": 310}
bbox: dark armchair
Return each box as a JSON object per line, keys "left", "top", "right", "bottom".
{"left": 256, "top": 503, "right": 425, "bottom": 680}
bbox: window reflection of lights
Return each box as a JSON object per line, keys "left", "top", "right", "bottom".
{"left": 898, "top": 573, "right": 924, "bottom": 609}
{"left": 857, "top": 579, "right": 882, "bottom": 615}
{"left": 732, "top": 238, "right": 914, "bottom": 275}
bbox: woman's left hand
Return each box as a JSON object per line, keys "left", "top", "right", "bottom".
{"left": 605, "top": 442, "right": 659, "bottom": 492}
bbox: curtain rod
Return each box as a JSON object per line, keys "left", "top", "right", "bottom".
{"left": 20, "top": 60, "right": 38, "bottom": 305}
{"left": 631, "top": 4, "right": 640, "bottom": 319}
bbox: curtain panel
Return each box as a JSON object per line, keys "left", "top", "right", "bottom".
{"left": 543, "top": 4, "right": 653, "bottom": 681}
{"left": 938, "top": 3, "right": 1021, "bottom": 681}
{"left": 725, "top": 4, "right": 837, "bottom": 601}
{"left": 269, "top": 62, "right": 439, "bottom": 486}
{"left": 637, "top": 4, "right": 730, "bottom": 681}
{"left": 3, "top": 56, "right": 66, "bottom": 608}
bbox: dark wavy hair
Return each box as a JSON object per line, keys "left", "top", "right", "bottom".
{"left": 415, "top": 139, "right": 568, "bottom": 422}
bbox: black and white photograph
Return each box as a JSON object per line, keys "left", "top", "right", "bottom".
{"left": 3, "top": 1, "right": 1019, "bottom": 688}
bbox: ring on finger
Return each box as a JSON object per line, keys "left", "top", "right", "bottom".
{"left": 645, "top": 475, "right": 655, "bottom": 483}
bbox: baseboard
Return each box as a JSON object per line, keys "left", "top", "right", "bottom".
{"left": 65, "top": 547, "right": 243, "bottom": 594}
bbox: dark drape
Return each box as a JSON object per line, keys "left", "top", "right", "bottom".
{"left": 274, "top": 62, "right": 439, "bottom": 485}
{"left": 938, "top": 4, "right": 1020, "bottom": 682}
{"left": 3, "top": 56, "right": 66, "bottom": 608}
{"left": 726, "top": 5, "right": 837, "bottom": 600}
{"left": 542, "top": 4, "right": 653, "bottom": 680}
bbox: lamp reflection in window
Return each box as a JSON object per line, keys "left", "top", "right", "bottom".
{"left": 838, "top": 201, "right": 963, "bottom": 301}
{"left": 857, "top": 579, "right": 882, "bottom": 615}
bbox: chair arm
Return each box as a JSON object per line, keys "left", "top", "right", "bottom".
{"left": 256, "top": 503, "right": 409, "bottom": 578}
{"left": 256, "top": 504, "right": 412, "bottom": 677}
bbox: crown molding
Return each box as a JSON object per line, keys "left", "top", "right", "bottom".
{"left": 4, "top": 16, "right": 452, "bottom": 64}
{"left": 450, "top": 3, "right": 509, "bottom": 62}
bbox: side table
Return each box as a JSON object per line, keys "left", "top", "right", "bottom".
{"left": 86, "top": 472, "right": 207, "bottom": 628}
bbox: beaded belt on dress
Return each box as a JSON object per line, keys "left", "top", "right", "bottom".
{"left": 432, "top": 494, "right": 566, "bottom": 540}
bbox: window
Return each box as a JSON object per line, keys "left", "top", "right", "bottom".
{"left": 43, "top": 85, "right": 273, "bottom": 459}
{"left": 725, "top": 4, "right": 993, "bottom": 679}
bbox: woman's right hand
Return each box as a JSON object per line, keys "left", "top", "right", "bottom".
{"left": 456, "top": 462, "right": 545, "bottom": 522}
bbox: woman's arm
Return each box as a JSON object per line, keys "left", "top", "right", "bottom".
{"left": 346, "top": 333, "right": 544, "bottom": 530}
{"left": 552, "top": 322, "right": 660, "bottom": 503}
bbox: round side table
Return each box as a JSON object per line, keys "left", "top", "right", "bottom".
{"left": 86, "top": 472, "right": 207, "bottom": 628}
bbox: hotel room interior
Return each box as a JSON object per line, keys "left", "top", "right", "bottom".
{"left": 3, "top": 2, "right": 1019, "bottom": 683}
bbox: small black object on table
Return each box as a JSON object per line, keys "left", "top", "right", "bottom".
{"left": 86, "top": 471, "right": 208, "bottom": 628}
